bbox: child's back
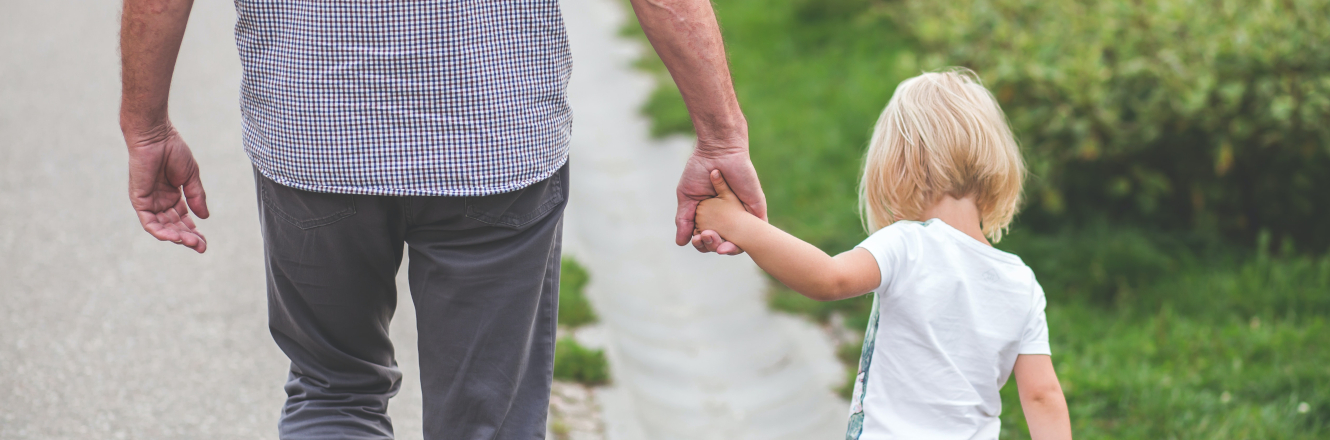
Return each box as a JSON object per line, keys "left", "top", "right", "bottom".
{"left": 850, "top": 219, "right": 1048, "bottom": 439}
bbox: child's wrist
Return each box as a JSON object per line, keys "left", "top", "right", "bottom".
{"left": 716, "top": 211, "right": 756, "bottom": 243}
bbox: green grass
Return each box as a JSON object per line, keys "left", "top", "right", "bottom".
{"left": 1013, "top": 301, "right": 1329, "bottom": 439}
{"left": 559, "top": 257, "right": 597, "bottom": 328}
{"left": 554, "top": 257, "right": 611, "bottom": 385}
{"left": 553, "top": 337, "right": 611, "bottom": 385}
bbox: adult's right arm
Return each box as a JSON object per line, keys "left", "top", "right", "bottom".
{"left": 120, "top": 0, "right": 208, "bottom": 253}
{"left": 628, "top": 0, "right": 766, "bottom": 255}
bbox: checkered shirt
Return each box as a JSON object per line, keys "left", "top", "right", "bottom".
{"left": 234, "top": 0, "right": 572, "bottom": 196}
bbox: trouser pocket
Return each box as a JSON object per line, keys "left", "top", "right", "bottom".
{"left": 257, "top": 171, "right": 358, "bottom": 230}
{"left": 463, "top": 164, "right": 566, "bottom": 229}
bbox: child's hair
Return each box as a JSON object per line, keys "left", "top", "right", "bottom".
{"left": 859, "top": 68, "right": 1025, "bottom": 242}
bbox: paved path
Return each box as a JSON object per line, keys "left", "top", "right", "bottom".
{"left": 0, "top": 0, "right": 845, "bottom": 438}
{"left": 1, "top": 1, "right": 283, "bottom": 438}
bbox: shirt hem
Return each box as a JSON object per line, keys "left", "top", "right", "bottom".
{"left": 248, "top": 154, "right": 570, "bottom": 197}
{"left": 1018, "top": 342, "right": 1052, "bottom": 356}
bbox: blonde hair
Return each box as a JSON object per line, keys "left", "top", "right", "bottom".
{"left": 859, "top": 68, "right": 1025, "bottom": 242}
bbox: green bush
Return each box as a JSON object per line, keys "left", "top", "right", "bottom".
{"left": 559, "top": 257, "right": 598, "bottom": 328}
{"left": 887, "top": 0, "right": 1330, "bottom": 250}
{"left": 553, "top": 337, "right": 611, "bottom": 385}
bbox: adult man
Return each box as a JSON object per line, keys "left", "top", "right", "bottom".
{"left": 119, "top": 0, "right": 762, "bottom": 438}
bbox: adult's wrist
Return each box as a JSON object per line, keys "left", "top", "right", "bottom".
{"left": 694, "top": 132, "right": 749, "bottom": 158}
{"left": 691, "top": 107, "right": 748, "bottom": 150}
{"left": 119, "top": 115, "right": 174, "bottom": 145}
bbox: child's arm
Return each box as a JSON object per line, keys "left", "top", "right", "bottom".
{"left": 1013, "top": 354, "right": 1072, "bottom": 440}
{"left": 695, "top": 170, "right": 880, "bottom": 301}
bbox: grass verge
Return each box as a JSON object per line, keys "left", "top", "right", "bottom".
{"left": 554, "top": 256, "right": 610, "bottom": 386}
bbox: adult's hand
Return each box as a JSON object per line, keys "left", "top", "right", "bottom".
{"left": 675, "top": 147, "right": 766, "bottom": 255}
{"left": 120, "top": 0, "right": 200, "bottom": 251}
{"left": 627, "top": 0, "right": 766, "bottom": 255}
{"left": 124, "top": 124, "right": 209, "bottom": 253}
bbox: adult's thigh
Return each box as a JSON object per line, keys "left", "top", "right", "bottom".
{"left": 405, "top": 165, "right": 568, "bottom": 440}
{"left": 255, "top": 170, "right": 407, "bottom": 440}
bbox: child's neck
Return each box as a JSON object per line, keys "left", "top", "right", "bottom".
{"left": 921, "top": 195, "right": 991, "bottom": 247}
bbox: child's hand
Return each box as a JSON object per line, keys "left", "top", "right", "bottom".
{"left": 696, "top": 170, "right": 749, "bottom": 235}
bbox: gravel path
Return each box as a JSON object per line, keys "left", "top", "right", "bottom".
{"left": 0, "top": 0, "right": 845, "bottom": 438}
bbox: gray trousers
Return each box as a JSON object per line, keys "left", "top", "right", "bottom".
{"left": 254, "top": 164, "right": 567, "bottom": 440}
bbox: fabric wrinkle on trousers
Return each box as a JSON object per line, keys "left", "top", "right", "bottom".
{"left": 255, "top": 163, "right": 568, "bottom": 440}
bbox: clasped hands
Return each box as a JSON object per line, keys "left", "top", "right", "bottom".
{"left": 674, "top": 150, "right": 766, "bottom": 255}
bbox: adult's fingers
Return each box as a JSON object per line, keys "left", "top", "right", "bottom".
{"left": 177, "top": 227, "right": 207, "bottom": 253}
{"left": 183, "top": 172, "right": 209, "bottom": 219}
{"left": 720, "top": 161, "right": 767, "bottom": 222}
{"left": 697, "top": 230, "right": 743, "bottom": 255}
{"left": 675, "top": 198, "right": 699, "bottom": 246}
{"left": 138, "top": 208, "right": 207, "bottom": 253}
{"left": 692, "top": 230, "right": 744, "bottom": 255}
{"left": 696, "top": 230, "right": 720, "bottom": 253}
{"left": 159, "top": 220, "right": 206, "bottom": 253}
{"left": 139, "top": 211, "right": 185, "bottom": 244}
{"left": 171, "top": 197, "right": 207, "bottom": 252}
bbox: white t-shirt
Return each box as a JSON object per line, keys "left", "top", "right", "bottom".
{"left": 850, "top": 219, "right": 1050, "bottom": 440}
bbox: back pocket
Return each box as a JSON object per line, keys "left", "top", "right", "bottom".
{"left": 259, "top": 174, "right": 357, "bottom": 230}
{"left": 465, "top": 171, "right": 564, "bottom": 229}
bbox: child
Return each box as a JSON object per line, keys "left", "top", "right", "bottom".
{"left": 694, "top": 69, "right": 1072, "bottom": 440}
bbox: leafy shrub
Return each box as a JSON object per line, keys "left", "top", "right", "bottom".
{"left": 559, "top": 258, "right": 597, "bottom": 328}
{"left": 553, "top": 337, "right": 611, "bottom": 385}
{"left": 887, "top": 0, "right": 1330, "bottom": 250}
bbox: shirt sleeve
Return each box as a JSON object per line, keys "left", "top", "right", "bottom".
{"left": 854, "top": 224, "right": 911, "bottom": 294}
{"left": 1019, "top": 281, "right": 1052, "bottom": 355}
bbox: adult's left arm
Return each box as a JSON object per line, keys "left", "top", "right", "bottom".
{"left": 627, "top": 0, "right": 766, "bottom": 255}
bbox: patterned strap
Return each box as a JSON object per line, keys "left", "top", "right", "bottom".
{"left": 845, "top": 293, "right": 881, "bottom": 440}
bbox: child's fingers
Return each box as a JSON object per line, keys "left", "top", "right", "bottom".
{"left": 709, "top": 170, "right": 736, "bottom": 198}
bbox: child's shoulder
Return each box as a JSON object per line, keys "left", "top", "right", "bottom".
{"left": 870, "top": 219, "right": 930, "bottom": 236}
{"left": 858, "top": 220, "right": 929, "bottom": 254}
{"left": 868, "top": 219, "right": 1029, "bottom": 266}
{"left": 864, "top": 219, "right": 934, "bottom": 243}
